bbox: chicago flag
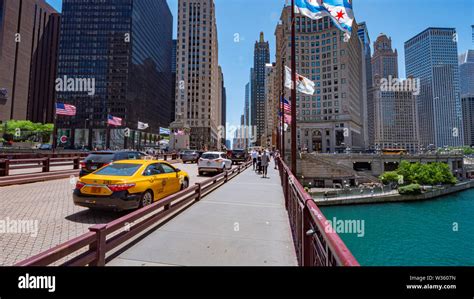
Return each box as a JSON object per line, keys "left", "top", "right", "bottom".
{"left": 295, "top": 0, "right": 354, "bottom": 38}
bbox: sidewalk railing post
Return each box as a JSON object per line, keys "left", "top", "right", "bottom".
{"left": 0, "top": 159, "right": 9, "bottom": 176}
{"left": 89, "top": 224, "right": 107, "bottom": 266}
{"left": 302, "top": 204, "right": 312, "bottom": 266}
{"left": 42, "top": 158, "right": 50, "bottom": 173}
{"left": 195, "top": 183, "right": 202, "bottom": 201}
{"left": 73, "top": 157, "right": 80, "bottom": 169}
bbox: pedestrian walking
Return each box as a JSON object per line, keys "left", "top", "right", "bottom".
{"left": 274, "top": 150, "right": 280, "bottom": 169}
{"left": 261, "top": 150, "right": 270, "bottom": 178}
{"left": 251, "top": 149, "right": 257, "bottom": 170}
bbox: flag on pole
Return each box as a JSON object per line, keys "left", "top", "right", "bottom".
{"left": 295, "top": 0, "right": 355, "bottom": 38}
{"left": 56, "top": 103, "right": 76, "bottom": 116}
{"left": 138, "top": 121, "right": 149, "bottom": 130}
{"left": 285, "top": 66, "right": 316, "bottom": 95}
{"left": 295, "top": 0, "right": 329, "bottom": 20}
{"left": 282, "top": 98, "right": 291, "bottom": 114}
{"left": 107, "top": 114, "right": 122, "bottom": 126}
{"left": 322, "top": 0, "right": 354, "bottom": 37}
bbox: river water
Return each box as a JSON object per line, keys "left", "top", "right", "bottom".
{"left": 320, "top": 189, "right": 474, "bottom": 266}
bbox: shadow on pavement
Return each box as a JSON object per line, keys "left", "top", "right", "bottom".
{"left": 65, "top": 209, "right": 128, "bottom": 225}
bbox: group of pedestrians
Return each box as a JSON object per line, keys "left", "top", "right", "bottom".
{"left": 250, "top": 149, "right": 280, "bottom": 178}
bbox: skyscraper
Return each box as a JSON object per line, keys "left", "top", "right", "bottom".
{"left": 275, "top": 7, "right": 365, "bottom": 153}
{"left": 357, "top": 22, "right": 372, "bottom": 148}
{"left": 0, "top": 0, "right": 59, "bottom": 123}
{"left": 244, "top": 82, "right": 250, "bottom": 127}
{"left": 369, "top": 33, "right": 419, "bottom": 152}
{"left": 176, "top": 0, "right": 220, "bottom": 150}
{"left": 405, "top": 28, "right": 464, "bottom": 148}
{"left": 252, "top": 32, "right": 270, "bottom": 146}
{"left": 219, "top": 66, "right": 226, "bottom": 147}
{"left": 462, "top": 96, "right": 474, "bottom": 146}
{"left": 57, "top": 0, "right": 173, "bottom": 149}
{"left": 459, "top": 50, "right": 474, "bottom": 97}
{"left": 171, "top": 39, "right": 177, "bottom": 124}
{"left": 372, "top": 34, "right": 398, "bottom": 80}
{"left": 264, "top": 62, "right": 277, "bottom": 148}
{"left": 372, "top": 78, "right": 420, "bottom": 153}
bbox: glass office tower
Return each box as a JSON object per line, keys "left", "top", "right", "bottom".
{"left": 57, "top": 0, "right": 173, "bottom": 149}
{"left": 405, "top": 28, "right": 464, "bottom": 148}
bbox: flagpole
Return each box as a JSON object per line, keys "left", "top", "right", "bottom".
{"left": 291, "top": 0, "right": 297, "bottom": 174}
{"left": 52, "top": 106, "right": 58, "bottom": 155}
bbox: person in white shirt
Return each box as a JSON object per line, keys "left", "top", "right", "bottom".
{"left": 251, "top": 150, "right": 258, "bottom": 170}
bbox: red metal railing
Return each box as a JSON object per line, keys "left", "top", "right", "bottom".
{"left": 277, "top": 158, "right": 359, "bottom": 266}
{"left": 15, "top": 161, "right": 252, "bottom": 266}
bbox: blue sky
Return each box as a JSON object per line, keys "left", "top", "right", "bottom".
{"left": 47, "top": 0, "right": 473, "bottom": 133}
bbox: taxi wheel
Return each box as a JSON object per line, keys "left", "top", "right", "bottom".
{"left": 181, "top": 178, "right": 189, "bottom": 190}
{"left": 140, "top": 190, "right": 154, "bottom": 208}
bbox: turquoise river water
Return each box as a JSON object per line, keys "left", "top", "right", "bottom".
{"left": 320, "top": 189, "right": 474, "bottom": 266}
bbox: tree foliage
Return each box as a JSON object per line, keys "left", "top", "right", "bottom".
{"left": 381, "top": 161, "right": 457, "bottom": 187}
{"left": 2, "top": 120, "right": 53, "bottom": 143}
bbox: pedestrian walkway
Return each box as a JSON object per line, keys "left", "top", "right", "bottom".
{"left": 108, "top": 164, "right": 298, "bottom": 266}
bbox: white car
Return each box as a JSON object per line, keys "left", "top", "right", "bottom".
{"left": 198, "top": 152, "right": 232, "bottom": 175}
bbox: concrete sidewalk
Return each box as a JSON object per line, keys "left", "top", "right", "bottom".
{"left": 108, "top": 165, "right": 298, "bottom": 266}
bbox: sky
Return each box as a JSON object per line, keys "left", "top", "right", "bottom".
{"left": 47, "top": 0, "right": 473, "bottom": 137}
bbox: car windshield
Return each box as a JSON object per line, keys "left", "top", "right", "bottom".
{"left": 94, "top": 163, "right": 141, "bottom": 176}
{"left": 85, "top": 153, "right": 115, "bottom": 163}
{"left": 202, "top": 153, "right": 219, "bottom": 159}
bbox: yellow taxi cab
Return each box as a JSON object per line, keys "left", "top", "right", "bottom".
{"left": 73, "top": 160, "right": 189, "bottom": 211}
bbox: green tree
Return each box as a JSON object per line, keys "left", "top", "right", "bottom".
{"left": 379, "top": 171, "right": 400, "bottom": 184}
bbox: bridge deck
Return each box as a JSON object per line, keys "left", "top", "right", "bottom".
{"left": 108, "top": 165, "right": 298, "bottom": 266}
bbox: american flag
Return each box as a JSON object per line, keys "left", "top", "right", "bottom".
{"left": 282, "top": 98, "right": 291, "bottom": 113}
{"left": 56, "top": 103, "right": 76, "bottom": 116}
{"left": 107, "top": 114, "right": 122, "bottom": 126}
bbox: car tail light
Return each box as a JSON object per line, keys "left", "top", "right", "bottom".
{"left": 216, "top": 159, "right": 223, "bottom": 163}
{"left": 75, "top": 182, "right": 86, "bottom": 190}
{"left": 80, "top": 161, "right": 86, "bottom": 169}
{"left": 107, "top": 183, "right": 136, "bottom": 192}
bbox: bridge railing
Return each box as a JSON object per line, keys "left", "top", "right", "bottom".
{"left": 277, "top": 158, "right": 359, "bottom": 266}
{"left": 0, "top": 157, "right": 81, "bottom": 176}
{"left": 15, "top": 161, "right": 252, "bottom": 266}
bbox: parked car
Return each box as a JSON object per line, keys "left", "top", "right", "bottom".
{"left": 38, "top": 144, "right": 52, "bottom": 150}
{"left": 73, "top": 160, "right": 189, "bottom": 211}
{"left": 180, "top": 150, "right": 200, "bottom": 163}
{"left": 229, "top": 149, "right": 248, "bottom": 164}
{"left": 79, "top": 151, "right": 146, "bottom": 177}
{"left": 198, "top": 152, "right": 232, "bottom": 175}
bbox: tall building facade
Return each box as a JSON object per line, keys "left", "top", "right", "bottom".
{"left": 459, "top": 50, "right": 474, "bottom": 97}
{"left": 462, "top": 96, "right": 474, "bottom": 146}
{"left": 264, "top": 62, "right": 277, "bottom": 148}
{"left": 405, "top": 28, "right": 464, "bottom": 148}
{"left": 0, "top": 0, "right": 59, "bottom": 123}
{"left": 244, "top": 82, "right": 250, "bottom": 127}
{"left": 252, "top": 32, "right": 270, "bottom": 146}
{"left": 275, "top": 7, "right": 365, "bottom": 153}
{"left": 170, "top": 39, "right": 177, "bottom": 124}
{"left": 57, "top": 0, "right": 173, "bottom": 149}
{"left": 372, "top": 34, "right": 398, "bottom": 79}
{"left": 373, "top": 79, "right": 420, "bottom": 153}
{"left": 357, "top": 22, "right": 372, "bottom": 148}
{"left": 218, "top": 66, "right": 226, "bottom": 147}
{"left": 176, "top": 0, "right": 220, "bottom": 150}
